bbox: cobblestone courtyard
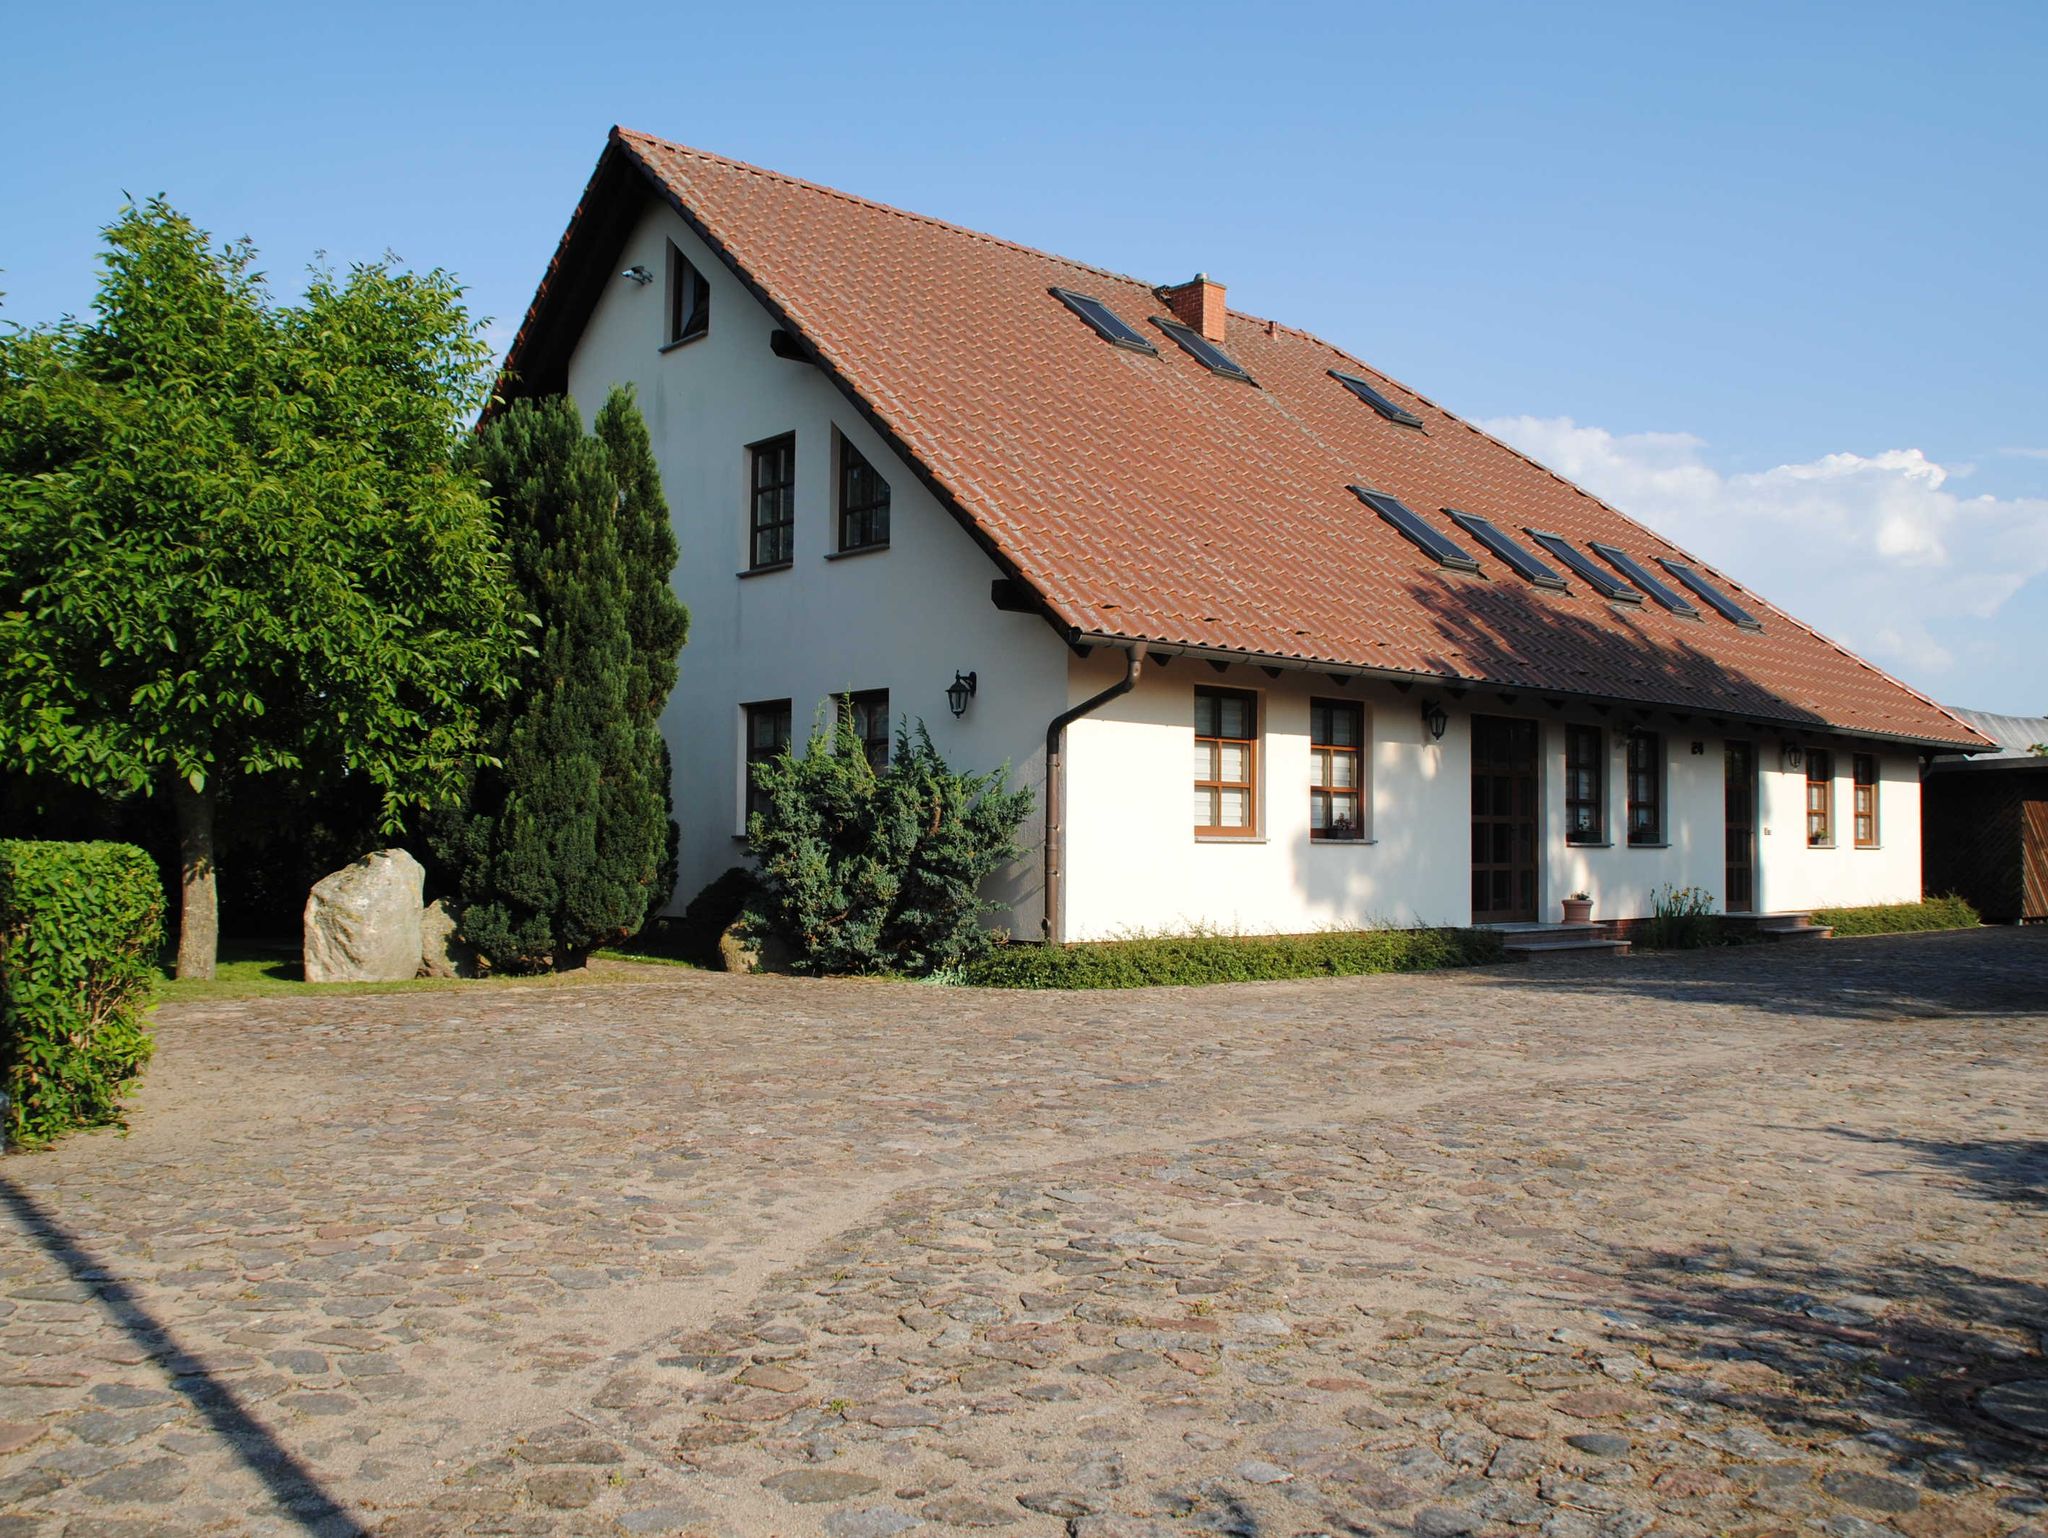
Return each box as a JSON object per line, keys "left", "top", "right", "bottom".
{"left": 2, "top": 930, "right": 2044, "bottom": 1538}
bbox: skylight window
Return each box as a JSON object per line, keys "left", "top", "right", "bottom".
{"left": 1525, "top": 530, "right": 1643, "bottom": 604}
{"left": 1447, "top": 510, "right": 1566, "bottom": 590}
{"left": 1330, "top": 370, "right": 1423, "bottom": 427}
{"left": 1659, "top": 558, "right": 1764, "bottom": 630}
{"left": 1153, "top": 317, "right": 1252, "bottom": 381}
{"left": 1352, "top": 487, "right": 1479, "bottom": 573}
{"left": 1590, "top": 543, "right": 1699, "bottom": 617}
{"left": 1050, "top": 288, "right": 1157, "bottom": 353}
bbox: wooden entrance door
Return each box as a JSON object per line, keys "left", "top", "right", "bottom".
{"left": 1725, "top": 740, "right": 1757, "bottom": 913}
{"left": 1471, "top": 716, "right": 1538, "bottom": 923}
{"left": 2023, "top": 794, "right": 2048, "bottom": 921}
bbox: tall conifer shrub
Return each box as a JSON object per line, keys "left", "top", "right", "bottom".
{"left": 437, "top": 389, "right": 686, "bottom": 969}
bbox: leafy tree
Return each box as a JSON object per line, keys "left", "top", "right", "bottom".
{"left": 0, "top": 200, "right": 523, "bottom": 978}
{"left": 746, "top": 711, "right": 1033, "bottom": 975}
{"left": 435, "top": 390, "right": 686, "bottom": 970}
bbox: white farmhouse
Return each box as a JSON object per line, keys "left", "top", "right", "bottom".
{"left": 500, "top": 128, "right": 1992, "bottom": 943}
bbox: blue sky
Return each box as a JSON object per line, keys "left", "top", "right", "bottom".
{"left": 5, "top": 0, "right": 2042, "bottom": 714}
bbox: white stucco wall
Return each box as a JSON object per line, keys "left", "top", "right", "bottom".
{"left": 1756, "top": 748, "right": 1923, "bottom": 912}
{"left": 563, "top": 194, "right": 1067, "bottom": 929}
{"left": 1059, "top": 656, "right": 1472, "bottom": 939}
{"left": 1058, "top": 654, "right": 1925, "bottom": 937}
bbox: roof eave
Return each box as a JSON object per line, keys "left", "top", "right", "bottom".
{"left": 1069, "top": 631, "right": 1991, "bottom": 753}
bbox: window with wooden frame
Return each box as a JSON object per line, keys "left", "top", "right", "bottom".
{"left": 743, "top": 699, "right": 791, "bottom": 827}
{"left": 1309, "top": 699, "right": 1365, "bottom": 841}
{"left": 1565, "top": 725, "right": 1605, "bottom": 845}
{"left": 1806, "top": 748, "right": 1834, "bottom": 846}
{"left": 666, "top": 241, "right": 709, "bottom": 347}
{"left": 748, "top": 434, "right": 795, "bottom": 569}
{"left": 840, "top": 689, "right": 890, "bottom": 771}
{"left": 1852, "top": 752, "right": 1879, "bottom": 848}
{"left": 837, "top": 436, "right": 891, "bottom": 552}
{"left": 1193, "top": 688, "right": 1258, "bottom": 837}
{"left": 1626, "top": 730, "right": 1663, "bottom": 846}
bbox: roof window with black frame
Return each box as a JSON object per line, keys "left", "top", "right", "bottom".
{"left": 1524, "top": 530, "right": 1643, "bottom": 603}
{"left": 1590, "top": 542, "right": 1699, "bottom": 617}
{"left": 1659, "top": 558, "right": 1764, "bottom": 630}
{"left": 1152, "top": 316, "right": 1253, "bottom": 381}
{"left": 1446, "top": 510, "right": 1566, "bottom": 590}
{"left": 1330, "top": 370, "right": 1423, "bottom": 426}
{"left": 1050, "top": 288, "right": 1157, "bottom": 353}
{"left": 1352, "top": 487, "right": 1480, "bottom": 574}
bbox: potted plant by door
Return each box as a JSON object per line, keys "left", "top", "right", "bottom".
{"left": 1562, "top": 890, "right": 1594, "bottom": 924}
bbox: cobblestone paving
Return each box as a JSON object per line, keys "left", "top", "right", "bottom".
{"left": 2, "top": 929, "right": 2045, "bottom": 1538}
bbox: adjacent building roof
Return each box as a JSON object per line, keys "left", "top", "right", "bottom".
{"left": 502, "top": 127, "right": 1993, "bottom": 751}
{"left": 1927, "top": 707, "right": 2048, "bottom": 772}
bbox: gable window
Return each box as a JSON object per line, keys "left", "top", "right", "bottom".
{"left": 743, "top": 699, "right": 792, "bottom": 827}
{"left": 1626, "top": 730, "right": 1663, "bottom": 845}
{"left": 748, "top": 434, "right": 795, "bottom": 569}
{"left": 1806, "top": 748, "right": 1834, "bottom": 847}
{"left": 1310, "top": 699, "right": 1365, "bottom": 841}
{"left": 1853, "top": 752, "right": 1879, "bottom": 848}
{"left": 841, "top": 689, "right": 890, "bottom": 770}
{"left": 837, "top": 437, "right": 891, "bottom": 552}
{"left": 666, "top": 241, "right": 709, "bottom": 347}
{"left": 1565, "top": 725, "right": 1604, "bottom": 845}
{"left": 1193, "top": 688, "right": 1258, "bottom": 838}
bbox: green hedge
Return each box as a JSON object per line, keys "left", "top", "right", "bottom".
{"left": 961, "top": 927, "right": 1503, "bottom": 990}
{"left": 0, "top": 841, "right": 164, "bottom": 1148}
{"left": 1813, "top": 894, "right": 1981, "bottom": 937}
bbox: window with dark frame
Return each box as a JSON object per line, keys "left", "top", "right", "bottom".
{"left": 1853, "top": 752, "right": 1879, "bottom": 848}
{"left": 748, "top": 435, "right": 795, "bottom": 569}
{"left": 1626, "top": 730, "right": 1663, "bottom": 846}
{"left": 840, "top": 689, "right": 890, "bottom": 771}
{"left": 1806, "top": 748, "right": 1834, "bottom": 846}
{"left": 1565, "top": 725, "right": 1604, "bottom": 845}
{"left": 1309, "top": 699, "right": 1365, "bottom": 841}
{"left": 666, "top": 241, "right": 709, "bottom": 347}
{"left": 743, "top": 699, "right": 792, "bottom": 827}
{"left": 837, "top": 437, "right": 891, "bottom": 551}
{"left": 1193, "top": 688, "right": 1258, "bottom": 837}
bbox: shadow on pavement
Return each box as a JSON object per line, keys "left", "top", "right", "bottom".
{"left": 1612, "top": 1235, "right": 2048, "bottom": 1486}
{"left": 0, "top": 1174, "right": 370, "bottom": 1537}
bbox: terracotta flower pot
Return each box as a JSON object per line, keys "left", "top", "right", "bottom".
{"left": 1561, "top": 898, "right": 1594, "bottom": 924}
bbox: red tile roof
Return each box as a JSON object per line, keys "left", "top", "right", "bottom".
{"left": 504, "top": 128, "right": 1991, "bottom": 751}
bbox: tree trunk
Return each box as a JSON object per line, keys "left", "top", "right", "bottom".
{"left": 173, "top": 780, "right": 219, "bottom": 981}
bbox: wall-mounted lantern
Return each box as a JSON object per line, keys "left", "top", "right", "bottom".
{"left": 1782, "top": 743, "right": 1804, "bottom": 772}
{"left": 1420, "top": 699, "right": 1449, "bottom": 742}
{"left": 946, "top": 670, "right": 978, "bottom": 718}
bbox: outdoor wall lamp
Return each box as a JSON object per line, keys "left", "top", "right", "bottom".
{"left": 1420, "top": 699, "right": 1448, "bottom": 741}
{"left": 621, "top": 264, "right": 654, "bottom": 286}
{"left": 1782, "top": 743, "right": 1804, "bottom": 771}
{"left": 946, "top": 670, "right": 978, "bottom": 718}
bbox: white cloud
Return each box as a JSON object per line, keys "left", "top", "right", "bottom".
{"left": 1478, "top": 416, "right": 2048, "bottom": 707}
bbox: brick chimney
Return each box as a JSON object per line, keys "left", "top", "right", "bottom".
{"left": 1160, "top": 274, "right": 1226, "bottom": 343}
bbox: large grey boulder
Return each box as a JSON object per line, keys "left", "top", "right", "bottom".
{"left": 419, "top": 898, "right": 480, "bottom": 979}
{"left": 303, "top": 850, "right": 426, "bottom": 983}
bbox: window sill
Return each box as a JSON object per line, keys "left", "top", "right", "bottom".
{"left": 1627, "top": 840, "right": 1670, "bottom": 850}
{"left": 658, "top": 331, "right": 708, "bottom": 355}
{"left": 825, "top": 544, "right": 890, "bottom": 562}
{"left": 1807, "top": 842, "right": 1836, "bottom": 851}
{"left": 1310, "top": 837, "right": 1378, "bottom": 847}
{"left": 1566, "top": 840, "right": 1612, "bottom": 850}
{"left": 1195, "top": 835, "right": 1267, "bottom": 845}
{"left": 737, "top": 562, "right": 793, "bottom": 579}
{"left": 1855, "top": 843, "right": 1882, "bottom": 851}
